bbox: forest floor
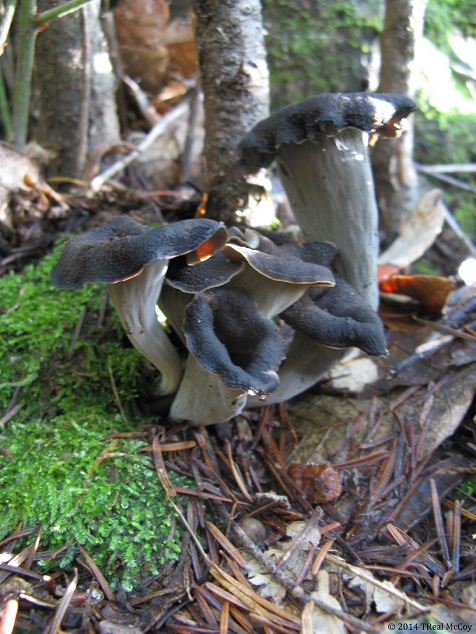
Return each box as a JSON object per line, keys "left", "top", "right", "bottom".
{"left": 0, "top": 166, "right": 475, "bottom": 634}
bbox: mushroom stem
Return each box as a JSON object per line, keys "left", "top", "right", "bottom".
{"left": 277, "top": 128, "right": 379, "bottom": 309}
{"left": 107, "top": 260, "right": 182, "bottom": 396}
{"left": 248, "top": 337, "right": 345, "bottom": 406}
{"left": 170, "top": 354, "right": 247, "bottom": 425}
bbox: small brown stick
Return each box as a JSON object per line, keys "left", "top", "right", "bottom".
{"left": 311, "top": 539, "right": 335, "bottom": 577}
{"left": 90, "top": 100, "right": 190, "bottom": 191}
{"left": 107, "top": 359, "right": 129, "bottom": 425}
{"left": 67, "top": 307, "right": 86, "bottom": 361}
{"left": 450, "top": 500, "right": 461, "bottom": 573}
{"left": 224, "top": 440, "right": 253, "bottom": 502}
{"left": 206, "top": 522, "right": 247, "bottom": 568}
{"left": 0, "top": 403, "right": 22, "bottom": 426}
{"left": 229, "top": 602, "right": 254, "bottom": 632}
{"left": 219, "top": 599, "right": 230, "bottom": 634}
{"left": 412, "top": 316, "right": 476, "bottom": 342}
{"left": 363, "top": 565, "right": 438, "bottom": 581}
{"left": 369, "top": 440, "right": 398, "bottom": 505}
{"left": 337, "top": 450, "right": 389, "bottom": 466}
{"left": 385, "top": 524, "right": 445, "bottom": 577}
{"left": 174, "top": 487, "right": 235, "bottom": 504}
{"left": 406, "top": 592, "right": 476, "bottom": 613}
{"left": 153, "top": 435, "right": 177, "bottom": 498}
{"left": 194, "top": 426, "right": 221, "bottom": 475}
{"left": 77, "top": 545, "right": 114, "bottom": 601}
{"left": 326, "top": 554, "right": 427, "bottom": 613}
{"left": 0, "top": 535, "right": 41, "bottom": 585}
{"left": 44, "top": 570, "right": 78, "bottom": 634}
{"left": 0, "top": 599, "right": 18, "bottom": 634}
{"left": 193, "top": 585, "right": 219, "bottom": 628}
{"left": 209, "top": 567, "right": 301, "bottom": 631}
{"left": 277, "top": 402, "right": 298, "bottom": 446}
{"left": 252, "top": 405, "right": 275, "bottom": 449}
{"left": 139, "top": 440, "right": 197, "bottom": 452}
{"left": 295, "top": 546, "right": 315, "bottom": 587}
{"left": 389, "top": 538, "right": 439, "bottom": 586}
{"left": 430, "top": 479, "right": 451, "bottom": 569}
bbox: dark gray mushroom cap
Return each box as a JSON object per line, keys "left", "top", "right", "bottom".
{"left": 239, "top": 92, "right": 417, "bottom": 168}
{"left": 50, "top": 215, "right": 228, "bottom": 289}
{"left": 166, "top": 230, "right": 335, "bottom": 294}
{"left": 223, "top": 237, "right": 335, "bottom": 286}
{"left": 183, "top": 287, "right": 287, "bottom": 395}
{"left": 280, "top": 275, "right": 387, "bottom": 356}
{"left": 165, "top": 252, "right": 244, "bottom": 293}
{"left": 257, "top": 230, "right": 338, "bottom": 268}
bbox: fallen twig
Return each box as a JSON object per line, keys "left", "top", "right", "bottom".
{"left": 90, "top": 100, "right": 190, "bottom": 191}
{"left": 43, "top": 570, "right": 78, "bottom": 634}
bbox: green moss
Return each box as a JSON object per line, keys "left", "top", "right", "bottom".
{"left": 0, "top": 244, "right": 184, "bottom": 592}
{"left": 262, "top": 0, "right": 381, "bottom": 109}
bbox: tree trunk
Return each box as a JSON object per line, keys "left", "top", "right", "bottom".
{"left": 192, "top": 0, "right": 269, "bottom": 224}
{"left": 371, "top": 0, "right": 428, "bottom": 240}
{"left": 34, "top": 0, "right": 120, "bottom": 179}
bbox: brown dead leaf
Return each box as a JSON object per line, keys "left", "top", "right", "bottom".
{"left": 113, "top": 0, "right": 169, "bottom": 48}
{"left": 164, "top": 15, "right": 197, "bottom": 79}
{"left": 114, "top": 0, "right": 170, "bottom": 91}
{"left": 379, "top": 274, "right": 455, "bottom": 314}
{"left": 113, "top": 0, "right": 197, "bottom": 94}
{"left": 287, "top": 463, "right": 342, "bottom": 503}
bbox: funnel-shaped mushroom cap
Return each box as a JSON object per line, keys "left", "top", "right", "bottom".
{"left": 165, "top": 252, "right": 244, "bottom": 293}
{"left": 182, "top": 286, "right": 287, "bottom": 396}
{"left": 239, "top": 92, "right": 416, "bottom": 169}
{"left": 280, "top": 275, "right": 387, "bottom": 356}
{"left": 223, "top": 233, "right": 335, "bottom": 286}
{"left": 50, "top": 215, "right": 228, "bottom": 397}
{"left": 50, "top": 215, "right": 228, "bottom": 289}
{"left": 170, "top": 285, "right": 288, "bottom": 425}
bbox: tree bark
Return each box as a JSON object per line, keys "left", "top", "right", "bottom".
{"left": 192, "top": 0, "right": 269, "bottom": 224}
{"left": 34, "top": 0, "right": 120, "bottom": 179}
{"left": 371, "top": 0, "right": 428, "bottom": 240}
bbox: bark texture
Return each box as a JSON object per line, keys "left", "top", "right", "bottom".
{"left": 192, "top": 0, "right": 269, "bottom": 223}
{"left": 371, "top": 0, "right": 428, "bottom": 238}
{"left": 34, "top": 0, "right": 120, "bottom": 179}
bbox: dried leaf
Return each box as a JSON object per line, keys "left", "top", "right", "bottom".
{"left": 378, "top": 189, "right": 445, "bottom": 268}
{"left": 348, "top": 568, "right": 405, "bottom": 614}
{"left": 114, "top": 0, "right": 170, "bottom": 91}
{"left": 307, "top": 571, "right": 346, "bottom": 634}
{"left": 0, "top": 142, "right": 40, "bottom": 192}
{"left": 379, "top": 274, "right": 455, "bottom": 314}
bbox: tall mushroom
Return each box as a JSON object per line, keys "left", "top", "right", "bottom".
{"left": 51, "top": 215, "right": 227, "bottom": 396}
{"left": 240, "top": 92, "right": 416, "bottom": 403}
{"left": 239, "top": 92, "right": 416, "bottom": 309}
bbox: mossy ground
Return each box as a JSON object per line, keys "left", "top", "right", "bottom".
{"left": 0, "top": 244, "right": 184, "bottom": 591}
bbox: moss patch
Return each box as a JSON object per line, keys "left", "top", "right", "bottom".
{"left": 0, "top": 245, "right": 183, "bottom": 591}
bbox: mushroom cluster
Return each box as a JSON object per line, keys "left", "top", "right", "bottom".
{"left": 51, "top": 92, "right": 416, "bottom": 425}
